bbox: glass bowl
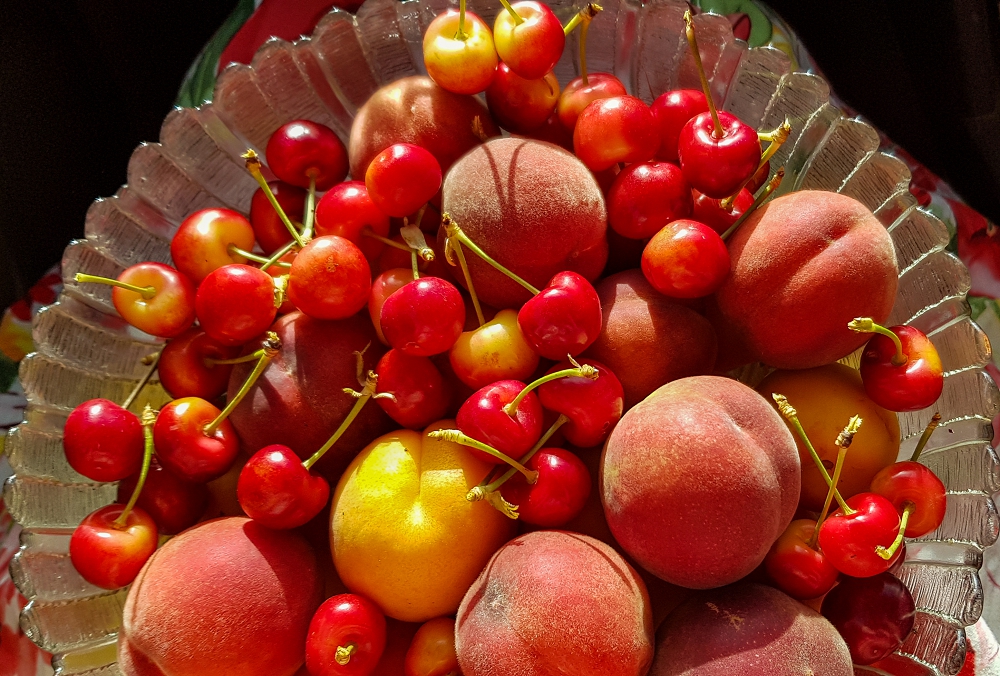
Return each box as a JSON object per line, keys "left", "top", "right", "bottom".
{"left": 5, "top": 0, "right": 998, "bottom": 674}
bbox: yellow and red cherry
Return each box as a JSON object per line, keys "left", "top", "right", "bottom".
{"left": 375, "top": 349, "right": 452, "bottom": 429}
{"left": 677, "top": 111, "right": 761, "bottom": 199}
{"left": 69, "top": 503, "right": 158, "bottom": 590}
{"left": 249, "top": 180, "right": 305, "bottom": 254}
{"left": 170, "top": 208, "right": 256, "bottom": 284}
{"left": 607, "top": 161, "right": 693, "bottom": 240}
{"left": 821, "top": 572, "right": 916, "bottom": 665}
{"left": 817, "top": 492, "right": 902, "bottom": 578}
{"left": 457, "top": 379, "right": 544, "bottom": 461}
{"left": 691, "top": 187, "right": 753, "bottom": 235}
{"left": 305, "top": 594, "right": 387, "bottom": 676}
{"left": 651, "top": 89, "right": 709, "bottom": 162}
{"left": 763, "top": 519, "right": 839, "bottom": 601}
{"left": 556, "top": 72, "right": 627, "bottom": 132}
{"left": 237, "top": 444, "right": 331, "bottom": 530}
{"left": 195, "top": 264, "right": 277, "bottom": 346}
{"left": 499, "top": 447, "right": 591, "bottom": 526}
{"left": 365, "top": 143, "right": 442, "bottom": 218}
{"left": 370, "top": 268, "right": 413, "bottom": 344}
{"left": 493, "top": 1, "right": 564, "bottom": 80}
{"left": 158, "top": 327, "right": 241, "bottom": 400}
{"left": 153, "top": 397, "right": 240, "bottom": 483}
{"left": 449, "top": 308, "right": 539, "bottom": 390}
{"left": 77, "top": 262, "right": 196, "bottom": 338}
{"left": 265, "top": 119, "right": 348, "bottom": 191}
{"left": 517, "top": 271, "right": 602, "bottom": 360}
{"left": 117, "top": 457, "right": 208, "bottom": 535}
{"left": 486, "top": 64, "right": 559, "bottom": 133}
{"left": 423, "top": 8, "right": 498, "bottom": 95}
{"left": 63, "top": 399, "right": 143, "bottom": 482}
{"left": 870, "top": 461, "right": 946, "bottom": 537}
{"left": 536, "top": 358, "right": 623, "bottom": 448}
{"left": 404, "top": 617, "right": 460, "bottom": 676}
{"left": 380, "top": 276, "right": 465, "bottom": 357}
{"left": 641, "top": 219, "right": 730, "bottom": 299}
{"left": 287, "top": 235, "right": 371, "bottom": 321}
{"left": 314, "top": 180, "right": 391, "bottom": 261}
{"left": 850, "top": 319, "right": 944, "bottom": 412}
{"left": 573, "top": 95, "right": 661, "bottom": 171}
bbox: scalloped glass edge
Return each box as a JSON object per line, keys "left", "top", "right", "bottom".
{"left": 5, "top": 0, "right": 997, "bottom": 674}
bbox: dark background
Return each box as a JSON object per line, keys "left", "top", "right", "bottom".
{"left": 1, "top": 0, "right": 998, "bottom": 310}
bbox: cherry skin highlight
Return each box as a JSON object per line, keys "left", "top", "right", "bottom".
{"left": 152, "top": 397, "right": 240, "bottom": 483}
{"left": 287, "top": 235, "right": 371, "bottom": 321}
{"left": 517, "top": 271, "right": 602, "bottom": 360}
{"left": 237, "top": 444, "right": 330, "bottom": 530}
{"left": 818, "top": 492, "right": 902, "bottom": 577}
{"left": 380, "top": 276, "right": 465, "bottom": 357}
{"left": 763, "top": 519, "right": 839, "bottom": 600}
{"left": 365, "top": 143, "right": 442, "bottom": 218}
{"left": 69, "top": 504, "right": 158, "bottom": 590}
{"left": 265, "top": 119, "right": 348, "bottom": 190}
{"left": 607, "top": 161, "right": 693, "bottom": 240}
{"left": 677, "top": 110, "right": 761, "bottom": 199}
{"left": 195, "top": 264, "right": 277, "bottom": 346}
{"left": 557, "top": 72, "right": 628, "bottom": 132}
{"left": 158, "top": 327, "right": 241, "bottom": 400}
{"left": 641, "top": 219, "right": 730, "bottom": 298}
{"left": 305, "top": 594, "right": 387, "bottom": 676}
{"left": 651, "top": 89, "right": 709, "bottom": 162}
{"left": 170, "top": 207, "right": 255, "bottom": 284}
{"left": 423, "top": 9, "right": 498, "bottom": 95}
{"left": 63, "top": 399, "right": 144, "bottom": 483}
{"left": 456, "top": 379, "right": 544, "bottom": 461}
{"left": 314, "top": 180, "right": 391, "bottom": 261}
{"left": 249, "top": 180, "right": 306, "bottom": 254}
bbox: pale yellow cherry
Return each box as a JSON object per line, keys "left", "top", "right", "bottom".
{"left": 423, "top": 8, "right": 498, "bottom": 95}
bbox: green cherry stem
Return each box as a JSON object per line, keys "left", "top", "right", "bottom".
{"left": 442, "top": 213, "right": 540, "bottom": 295}
{"left": 362, "top": 226, "right": 411, "bottom": 253}
{"left": 720, "top": 120, "right": 790, "bottom": 209}
{"left": 427, "top": 429, "right": 538, "bottom": 483}
{"left": 75, "top": 273, "right": 155, "bottom": 300}
{"left": 876, "top": 502, "right": 914, "bottom": 560}
{"left": 848, "top": 317, "right": 906, "bottom": 366}
{"left": 113, "top": 405, "right": 156, "bottom": 529}
{"left": 563, "top": 2, "right": 601, "bottom": 36}
{"left": 227, "top": 244, "right": 292, "bottom": 268}
{"left": 809, "top": 415, "right": 862, "bottom": 547}
{"left": 910, "top": 413, "right": 942, "bottom": 463}
{"left": 497, "top": 0, "right": 524, "bottom": 25}
{"left": 260, "top": 239, "right": 297, "bottom": 273}
{"left": 720, "top": 168, "right": 784, "bottom": 241}
{"left": 334, "top": 643, "right": 357, "bottom": 666}
{"left": 243, "top": 149, "right": 305, "bottom": 249}
{"left": 302, "top": 370, "right": 390, "bottom": 471}
{"left": 121, "top": 351, "right": 162, "bottom": 412}
{"left": 470, "top": 414, "right": 569, "bottom": 502}
{"left": 683, "top": 9, "right": 721, "bottom": 139}
{"left": 456, "top": 0, "right": 468, "bottom": 40}
{"left": 503, "top": 359, "right": 599, "bottom": 416}
{"left": 444, "top": 225, "right": 486, "bottom": 326}
{"left": 204, "top": 332, "right": 281, "bottom": 436}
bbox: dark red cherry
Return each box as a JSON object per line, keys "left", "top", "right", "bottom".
{"left": 821, "top": 572, "right": 916, "bottom": 665}
{"left": 677, "top": 110, "right": 760, "bottom": 199}
{"left": 380, "top": 276, "right": 465, "bottom": 357}
{"left": 158, "top": 328, "right": 241, "bottom": 401}
{"left": 499, "top": 447, "right": 590, "bottom": 527}
{"left": 117, "top": 457, "right": 209, "bottom": 535}
{"left": 249, "top": 181, "right": 306, "bottom": 254}
{"left": 607, "top": 161, "right": 693, "bottom": 240}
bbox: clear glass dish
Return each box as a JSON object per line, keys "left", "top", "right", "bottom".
{"left": 5, "top": 0, "right": 997, "bottom": 674}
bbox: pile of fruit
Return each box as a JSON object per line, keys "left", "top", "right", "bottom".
{"left": 55, "top": 3, "right": 953, "bottom": 675}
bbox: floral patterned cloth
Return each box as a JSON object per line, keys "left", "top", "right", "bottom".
{"left": 3, "top": 2, "right": 1000, "bottom": 674}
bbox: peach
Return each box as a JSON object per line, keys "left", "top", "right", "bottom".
{"left": 584, "top": 270, "right": 718, "bottom": 409}
{"left": 455, "top": 531, "right": 654, "bottom": 676}
{"left": 331, "top": 421, "right": 514, "bottom": 622}
{"left": 349, "top": 75, "right": 500, "bottom": 178}
{"left": 757, "top": 363, "right": 900, "bottom": 511}
{"left": 714, "top": 190, "right": 898, "bottom": 369}
{"left": 650, "top": 583, "right": 852, "bottom": 675}
{"left": 227, "top": 311, "right": 394, "bottom": 481}
{"left": 118, "top": 517, "right": 322, "bottom": 676}
{"left": 440, "top": 137, "right": 608, "bottom": 308}
{"left": 601, "top": 376, "right": 800, "bottom": 589}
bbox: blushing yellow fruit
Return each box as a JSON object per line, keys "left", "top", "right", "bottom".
{"left": 331, "top": 421, "right": 515, "bottom": 622}
{"left": 449, "top": 308, "right": 539, "bottom": 390}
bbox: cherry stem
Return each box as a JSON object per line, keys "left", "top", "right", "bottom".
{"left": 242, "top": 149, "right": 306, "bottom": 249}
{"left": 847, "top": 318, "right": 906, "bottom": 366}
{"left": 442, "top": 213, "right": 541, "bottom": 295}
{"left": 471, "top": 414, "right": 569, "bottom": 500}
{"left": 772, "top": 393, "right": 854, "bottom": 515}
{"left": 302, "top": 370, "right": 381, "bottom": 471}
{"left": 427, "top": 429, "right": 539, "bottom": 483}
{"left": 564, "top": 3, "right": 601, "bottom": 36}
{"left": 227, "top": 244, "right": 292, "bottom": 268}
{"left": 272, "top": 274, "right": 289, "bottom": 309}
{"left": 400, "top": 222, "right": 435, "bottom": 262}
{"left": 720, "top": 167, "right": 784, "bottom": 241}
{"left": 503, "top": 360, "right": 599, "bottom": 416}
{"left": 121, "top": 351, "right": 161, "bottom": 412}
{"left": 810, "top": 415, "right": 863, "bottom": 547}
{"left": 720, "top": 120, "right": 791, "bottom": 209}
{"left": 497, "top": 0, "right": 524, "bottom": 25}
{"left": 203, "top": 332, "right": 281, "bottom": 436}
{"left": 75, "top": 273, "right": 156, "bottom": 300}
{"left": 260, "top": 239, "right": 297, "bottom": 273}
{"left": 876, "top": 502, "right": 914, "bottom": 560}
{"left": 362, "top": 226, "right": 411, "bottom": 253}
{"left": 302, "top": 175, "right": 317, "bottom": 242}
{"left": 683, "top": 10, "right": 722, "bottom": 139}
{"left": 447, "top": 231, "right": 486, "bottom": 327}
{"left": 456, "top": 0, "right": 468, "bottom": 40}
{"left": 204, "top": 352, "right": 264, "bottom": 366}
{"left": 910, "top": 412, "right": 942, "bottom": 463}
{"left": 113, "top": 405, "right": 156, "bottom": 529}
{"left": 334, "top": 643, "right": 356, "bottom": 666}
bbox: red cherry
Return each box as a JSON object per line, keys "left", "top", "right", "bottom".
{"left": 287, "top": 235, "right": 371, "bottom": 321}
{"left": 821, "top": 572, "right": 916, "bottom": 665}
{"left": 158, "top": 328, "right": 241, "bottom": 400}
{"left": 607, "top": 161, "right": 693, "bottom": 240}
{"left": 69, "top": 504, "right": 158, "bottom": 589}
{"left": 691, "top": 188, "right": 754, "bottom": 235}
{"left": 517, "top": 272, "right": 602, "bottom": 360}
{"left": 556, "top": 72, "right": 628, "bottom": 132}
{"left": 457, "top": 380, "right": 544, "bottom": 462}
{"left": 573, "top": 95, "right": 660, "bottom": 171}
{"left": 404, "top": 617, "right": 460, "bottom": 676}
{"left": 237, "top": 444, "right": 331, "bottom": 530}
{"left": 365, "top": 144, "right": 442, "bottom": 218}
{"left": 641, "top": 219, "right": 730, "bottom": 298}
{"left": 486, "top": 63, "right": 559, "bottom": 133}
{"left": 370, "top": 268, "right": 414, "bottom": 344}
{"left": 249, "top": 181, "right": 306, "bottom": 254}
{"left": 63, "top": 399, "right": 144, "bottom": 482}
{"left": 375, "top": 349, "right": 452, "bottom": 430}
{"left": 265, "top": 120, "right": 348, "bottom": 190}
{"left": 305, "top": 594, "right": 387, "bottom": 676}
{"left": 79, "top": 262, "right": 196, "bottom": 338}
{"left": 763, "top": 519, "right": 839, "bottom": 600}
{"left": 817, "top": 492, "right": 902, "bottom": 577}
{"left": 650, "top": 89, "right": 709, "bottom": 162}
{"left": 170, "top": 208, "right": 255, "bottom": 284}
{"left": 153, "top": 397, "right": 240, "bottom": 483}
{"left": 536, "top": 358, "right": 624, "bottom": 448}
{"left": 314, "top": 181, "right": 391, "bottom": 261}
{"left": 858, "top": 324, "right": 944, "bottom": 412}
{"left": 870, "top": 461, "right": 946, "bottom": 537}
{"left": 423, "top": 9, "right": 498, "bottom": 95}
{"left": 493, "top": 1, "right": 565, "bottom": 80}
{"left": 195, "top": 264, "right": 277, "bottom": 346}
{"left": 116, "top": 457, "right": 209, "bottom": 535}
{"left": 677, "top": 110, "right": 761, "bottom": 199}
{"left": 499, "top": 447, "right": 590, "bottom": 526}
{"left": 380, "top": 277, "right": 465, "bottom": 357}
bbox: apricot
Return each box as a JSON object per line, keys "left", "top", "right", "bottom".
{"left": 440, "top": 137, "right": 608, "bottom": 308}
{"left": 349, "top": 75, "right": 500, "bottom": 178}
{"left": 455, "top": 531, "right": 654, "bottom": 676}
{"left": 584, "top": 270, "right": 717, "bottom": 409}
{"left": 227, "top": 311, "right": 394, "bottom": 481}
{"left": 757, "top": 363, "right": 900, "bottom": 511}
{"left": 601, "top": 376, "right": 800, "bottom": 589}
{"left": 330, "top": 421, "right": 514, "bottom": 622}
{"left": 118, "top": 517, "right": 322, "bottom": 676}
{"left": 715, "top": 190, "right": 898, "bottom": 369}
{"left": 650, "top": 583, "right": 852, "bottom": 675}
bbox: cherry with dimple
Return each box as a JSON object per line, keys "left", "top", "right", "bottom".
{"left": 117, "top": 457, "right": 209, "bottom": 535}
{"left": 517, "top": 271, "right": 602, "bottom": 360}
{"left": 158, "top": 327, "right": 240, "bottom": 401}
{"left": 499, "top": 447, "right": 591, "bottom": 526}
{"left": 305, "top": 593, "right": 387, "bottom": 676}
{"left": 818, "top": 492, "right": 902, "bottom": 577}
{"left": 423, "top": 5, "right": 498, "bottom": 96}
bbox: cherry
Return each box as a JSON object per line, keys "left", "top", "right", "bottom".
{"left": 305, "top": 594, "right": 387, "bottom": 676}
{"left": 821, "top": 572, "right": 916, "bottom": 665}
{"left": 486, "top": 64, "right": 559, "bottom": 133}
{"left": 404, "top": 617, "right": 460, "bottom": 676}
{"left": 266, "top": 119, "right": 348, "bottom": 191}
{"left": 818, "top": 492, "right": 902, "bottom": 577}
{"left": 288, "top": 235, "right": 371, "bottom": 321}
{"left": 76, "top": 262, "right": 195, "bottom": 338}
{"left": 449, "top": 308, "right": 539, "bottom": 390}
{"left": 607, "top": 161, "right": 693, "bottom": 240}
{"left": 423, "top": 7, "right": 498, "bottom": 95}
{"left": 456, "top": 379, "right": 545, "bottom": 461}
{"left": 249, "top": 180, "right": 305, "bottom": 254}
{"left": 370, "top": 268, "right": 414, "bottom": 344}
{"left": 641, "top": 219, "right": 730, "bottom": 298}
{"left": 237, "top": 444, "right": 330, "bottom": 530}
{"left": 849, "top": 318, "right": 944, "bottom": 412}
{"left": 499, "top": 447, "right": 590, "bottom": 526}
{"left": 691, "top": 187, "right": 754, "bottom": 235}
{"left": 516, "top": 271, "right": 601, "bottom": 360}
{"left": 70, "top": 504, "right": 158, "bottom": 589}
{"left": 170, "top": 208, "right": 256, "bottom": 284}
{"left": 374, "top": 349, "right": 452, "bottom": 429}
{"left": 153, "top": 397, "right": 240, "bottom": 483}
{"left": 763, "top": 519, "right": 839, "bottom": 600}
{"left": 63, "top": 398, "right": 143, "bottom": 482}
{"left": 195, "top": 263, "right": 277, "bottom": 346}
{"left": 117, "top": 457, "right": 209, "bottom": 535}
{"left": 380, "top": 276, "right": 465, "bottom": 357}
{"left": 365, "top": 144, "right": 443, "bottom": 218}
{"left": 557, "top": 73, "right": 627, "bottom": 132}
{"left": 493, "top": 0, "right": 564, "bottom": 80}
{"left": 536, "top": 358, "right": 624, "bottom": 448}
{"left": 573, "top": 95, "right": 660, "bottom": 171}
{"left": 314, "top": 181, "right": 391, "bottom": 261}
{"left": 870, "top": 461, "right": 946, "bottom": 538}
{"left": 650, "top": 89, "right": 709, "bottom": 162}
{"left": 158, "top": 328, "right": 241, "bottom": 400}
